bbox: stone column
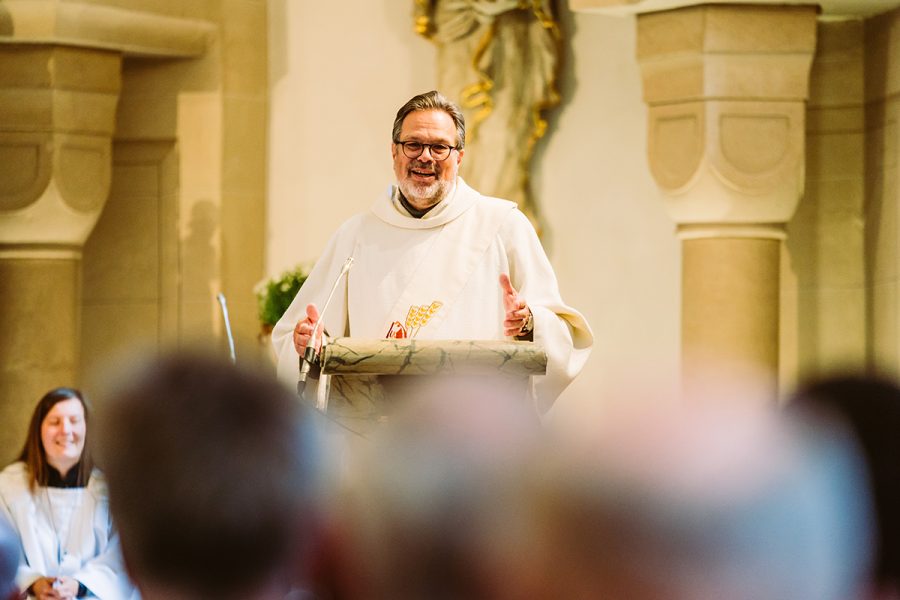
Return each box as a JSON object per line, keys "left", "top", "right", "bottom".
{"left": 0, "top": 2, "right": 213, "bottom": 461}
{"left": 681, "top": 235, "right": 780, "bottom": 389}
{"left": 0, "top": 45, "right": 121, "bottom": 455}
{"left": 633, "top": 4, "right": 818, "bottom": 395}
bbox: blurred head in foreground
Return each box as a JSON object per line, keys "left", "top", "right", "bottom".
{"left": 325, "top": 376, "right": 543, "bottom": 600}
{"left": 533, "top": 400, "right": 874, "bottom": 600}
{"left": 0, "top": 516, "right": 17, "bottom": 600}
{"left": 96, "top": 351, "right": 325, "bottom": 600}
{"left": 790, "top": 374, "right": 900, "bottom": 599}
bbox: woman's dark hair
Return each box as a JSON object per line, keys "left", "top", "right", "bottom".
{"left": 17, "top": 387, "right": 93, "bottom": 491}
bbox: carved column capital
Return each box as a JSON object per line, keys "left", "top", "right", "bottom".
{"left": 635, "top": 4, "right": 818, "bottom": 234}
{"left": 0, "top": 45, "right": 121, "bottom": 256}
{"left": 0, "top": 2, "right": 215, "bottom": 257}
{"left": 0, "top": 0, "right": 214, "bottom": 57}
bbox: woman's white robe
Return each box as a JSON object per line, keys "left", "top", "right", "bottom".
{"left": 272, "top": 178, "right": 593, "bottom": 412}
{"left": 0, "top": 462, "right": 136, "bottom": 599}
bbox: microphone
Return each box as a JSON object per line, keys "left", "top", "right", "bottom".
{"left": 216, "top": 293, "right": 236, "bottom": 364}
{"left": 297, "top": 257, "right": 355, "bottom": 399}
{"left": 297, "top": 332, "right": 319, "bottom": 395}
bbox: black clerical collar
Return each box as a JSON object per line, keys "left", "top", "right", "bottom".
{"left": 47, "top": 464, "right": 82, "bottom": 488}
{"left": 398, "top": 191, "right": 435, "bottom": 219}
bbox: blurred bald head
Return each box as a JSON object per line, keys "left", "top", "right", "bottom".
{"left": 534, "top": 401, "right": 874, "bottom": 600}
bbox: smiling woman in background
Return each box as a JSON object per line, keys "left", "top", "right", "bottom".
{"left": 0, "top": 388, "right": 135, "bottom": 600}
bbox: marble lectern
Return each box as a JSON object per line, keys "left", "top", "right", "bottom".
{"left": 312, "top": 338, "right": 547, "bottom": 436}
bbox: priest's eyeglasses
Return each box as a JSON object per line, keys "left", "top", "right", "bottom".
{"left": 395, "top": 140, "right": 457, "bottom": 161}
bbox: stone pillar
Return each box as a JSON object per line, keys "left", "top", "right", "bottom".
{"left": 782, "top": 19, "right": 867, "bottom": 387}
{"left": 866, "top": 9, "right": 900, "bottom": 376}
{"left": 682, "top": 236, "right": 780, "bottom": 388}
{"left": 633, "top": 4, "right": 818, "bottom": 395}
{"left": 0, "top": 2, "right": 213, "bottom": 462}
{"left": 0, "top": 45, "right": 121, "bottom": 457}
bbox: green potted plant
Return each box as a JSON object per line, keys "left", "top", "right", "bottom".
{"left": 255, "top": 263, "right": 310, "bottom": 336}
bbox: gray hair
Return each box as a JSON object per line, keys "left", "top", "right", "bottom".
{"left": 392, "top": 90, "right": 466, "bottom": 149}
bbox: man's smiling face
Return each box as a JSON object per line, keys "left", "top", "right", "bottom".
{"left": 392, "top": 109, "right": 464, "bottom": 211}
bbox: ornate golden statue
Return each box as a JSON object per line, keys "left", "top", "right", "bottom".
{"left": 414, "top": 0, "right": 561, "bottom": 234}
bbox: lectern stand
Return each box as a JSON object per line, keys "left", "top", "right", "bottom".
{"left": 311, "top": 338, "right": 547, "bottom": 436}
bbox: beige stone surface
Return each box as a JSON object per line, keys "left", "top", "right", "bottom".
{"left": 220, "top": 189, "right": 266, "bottom": 341}
{"left": 72, "top": 0, "right": 221, "bottom": 20}
{"left": 221, "top": 0, "right": 268, "bottom": 95}
{"left": 779, "top": 264, "right": 800, "bottom": 392}
{"left": 219, "top": 89, "right": 267, "bottom": 348}
{"left": 811, "top": 130, "right": 867, "bottom": 180}
{"left": 2, "top": 0, "right": 269, "bottom": 440}
{"left": 113, "top": 60, "right": 197, "bottom": 139}
{"left": 868, "top": 162, "right": 900, "bottom": 365}
{"left": 682, "top": 237, "right": 781, "bottom": 393}
{"left": 0, "top": 259, "right": 80, "bottom": 465}
{"left": 867, "top": 109, "right": 899, "bottom": 171}
{"left": 789, "top": 177, "right": 864, "bottom": 286}
{"left": 0, "top": 45, "right": 119, "bottom": 92}
{"left": 871, "top": 281, "right": 900, "bottom": 377}
{"left": 647, "top": 99, "right": 808, "bottom": 222}
{"left": 0, "top": 0, "right": 214, "bottom": 57}
{"left": 639, "top": 54, "right": 815, "bottom": 104}
{"left": 105, "top": 1, "right": 266, "bottom": 364}
{"left": 783, "top": 19, "right": 870, "bottom": 383}
{"left": 807, "top": 106, "right": 866, "bottom": 133}
{"left": 865, "top": 11, "right": 900, "bottom": 101}
{"left": 0, "top": 41, "right": 122, "bottom": 462}
{"left": 864, "top": 9, "right": 900, "bottom": 376}
{"left": 570, "top": 0, "right": 900, "bottom": 19}
{"left": 637, "top": 5, "right": 816, "bottom": 57}
{"left": 0, "top": 46, "right": 121, "bottom": 246}
{"left": 641, "top": 12, "right": 812, "bottom": 129}
{"left": 867, "top": 167, "right": 898, "bottom": 286}
{"left": 0, "top": 131, "right": 51, "bottom": 211}
{"left": 536, "top": 7, "right": 681, "bottom": 410}
{"left": 322, "top": 338, "right": 547, "bottom": 377}
{"left": 632, "top": 4, "right": 818, "bottom": 397}
{"left": 638, "top": 5, "right": 816, "bottom": 230}
{"left": 83, "top": 163, "right": 160, "bottom": 302}
{"left": 808, "top": 21, "right": 865, "bottom": 107}
{"left": 222, "top": 96, "right": 268, "bottom": 194}
{"left": 806, "top": 288, "right": 867, "bottom": 367}
{"left": 81, "top": 303, "right": 160, "bottom": 381}
{"left": 316, "top": 338, "right": 541, "bottom": 432}
{"left": 80, "top": 141, "right": 179, "bottom": 391}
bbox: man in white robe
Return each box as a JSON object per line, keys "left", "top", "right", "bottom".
{"left": 272, "top": 90, "right": 592, "bottom": 412}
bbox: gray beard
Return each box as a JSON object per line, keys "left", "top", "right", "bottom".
{"left": 398, "top": 177, "right": 452, "bottom": 210}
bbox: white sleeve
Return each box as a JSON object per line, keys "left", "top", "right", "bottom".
{"left": 0, "top": 468, "right": 46, "bottom": 593}
{"left": 73, "top": 533, "right": 135, "bottom": 599}
{"left": 271, "top": 218, "right": 359, "bottom": 391}
{"left": 72, "top": 477, "right": 137, "bottom": 599}
{"left": 499, "top": 210, "right": 593, "bottom": 411}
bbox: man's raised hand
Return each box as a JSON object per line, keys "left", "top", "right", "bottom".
{"left": 293, "top": 303, "right": 323, "bottom": 355}
{"left": 500, "top": 274, "right": 532, "bottom": 338}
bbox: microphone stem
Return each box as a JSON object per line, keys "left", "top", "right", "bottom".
{"left": 297, "top": 257, "right": 354, "bottom": 399}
